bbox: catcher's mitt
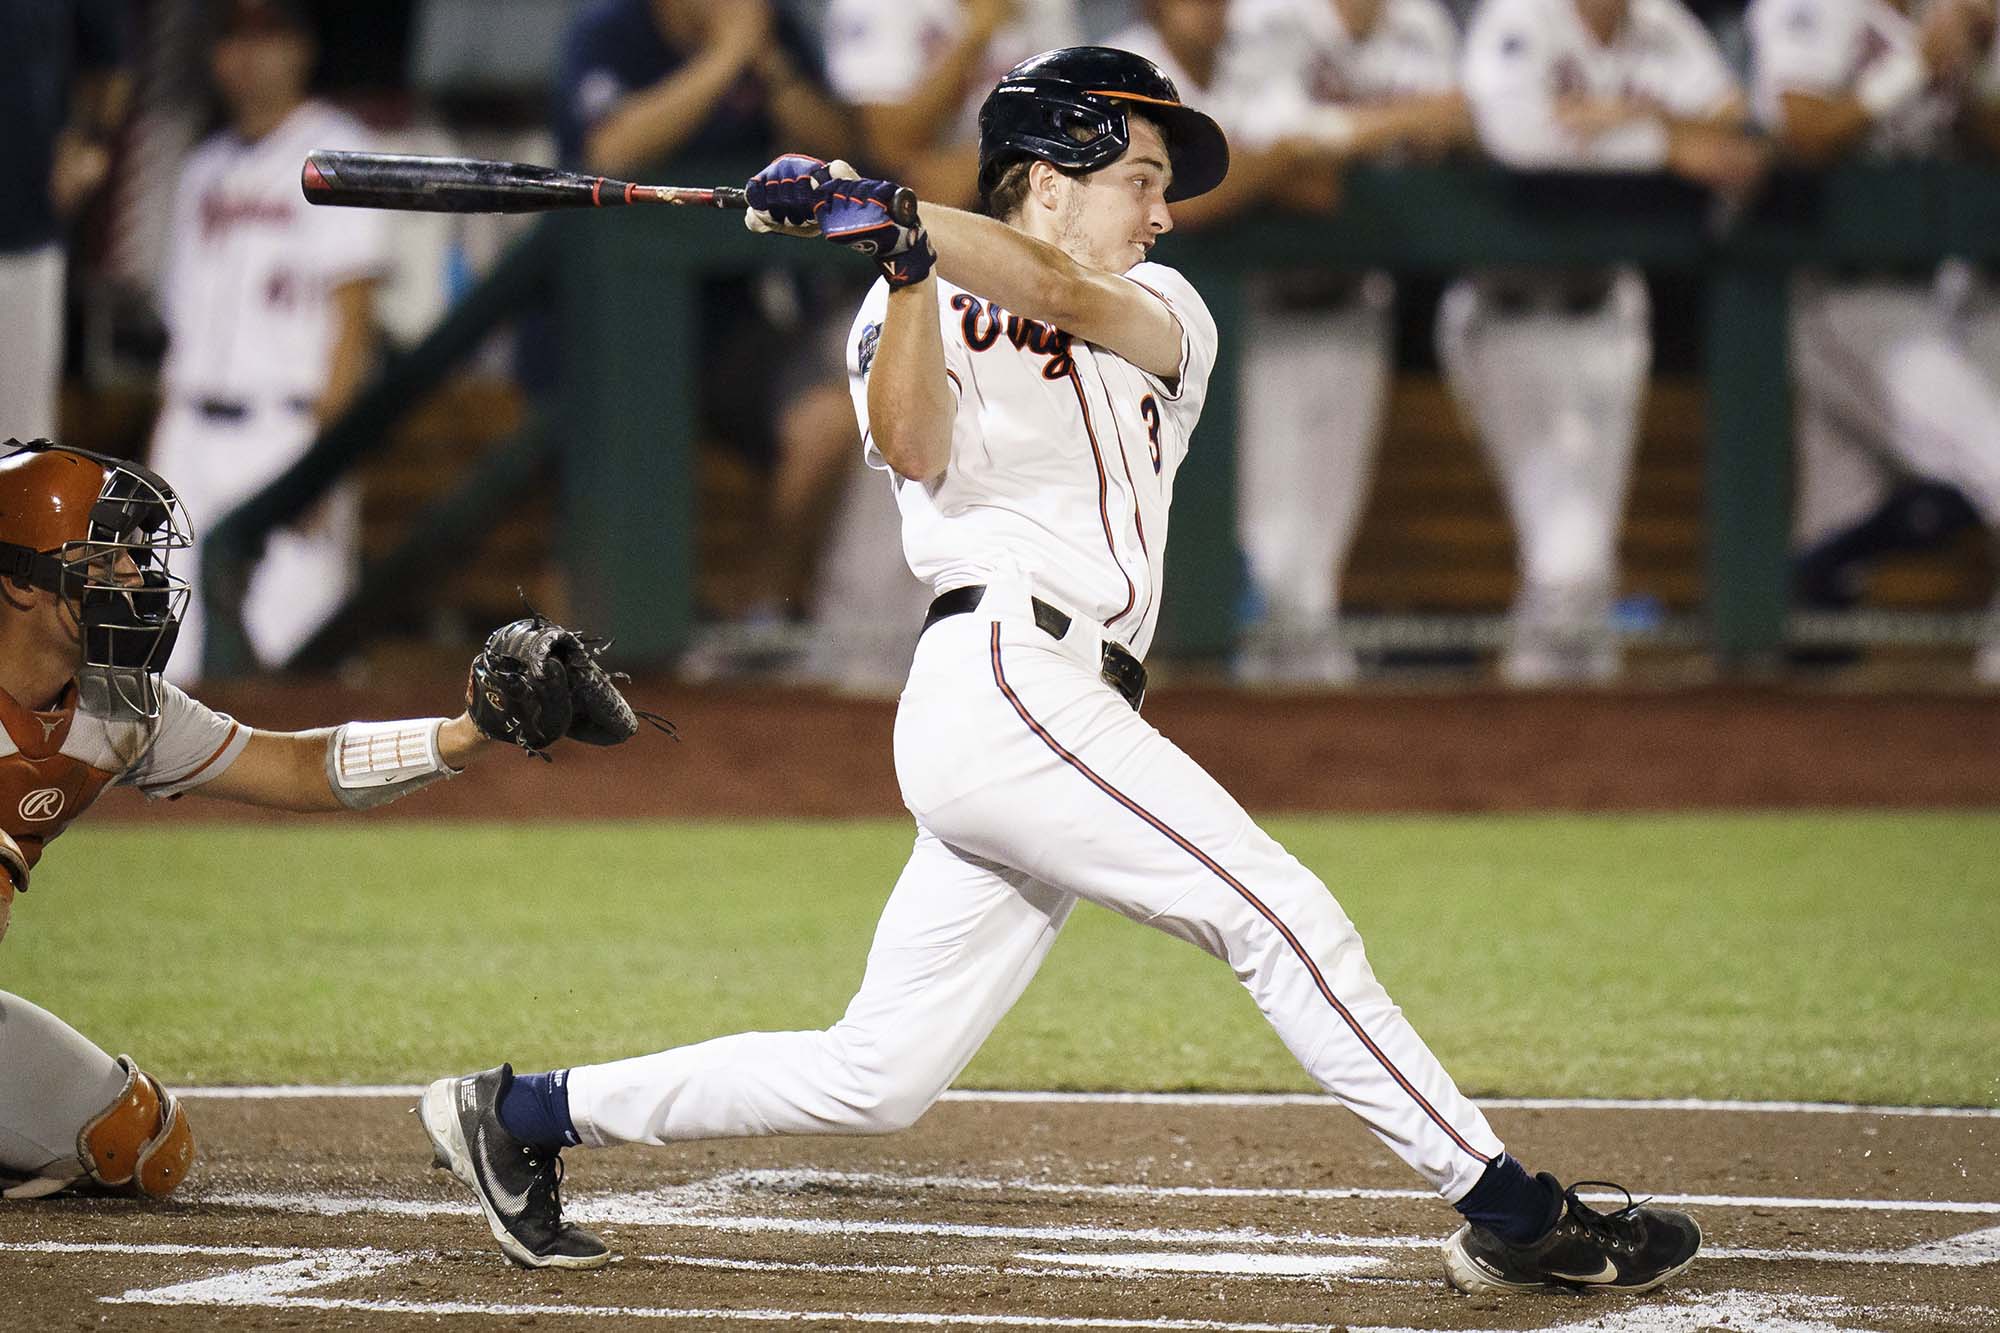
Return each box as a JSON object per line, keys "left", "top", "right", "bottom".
{"left": 468, "top": 614, "right": 678, "bottom": 758}
{"left": 467, "top": 616, "right": 577, "bottom": 756}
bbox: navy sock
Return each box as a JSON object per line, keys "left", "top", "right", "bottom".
{"left": 497, "top": 1068, "right": 580, "bottom": 1149}
{"left": 1455, "top": 1153, "right": 1561, "bottom": 1245}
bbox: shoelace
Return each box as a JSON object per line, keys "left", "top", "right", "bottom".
{"left": 518, "top": 1144, "right": 567, "bottom": 1222}
{"left": 1559, "top": 1180, "right": 1648, "bottom": 1255}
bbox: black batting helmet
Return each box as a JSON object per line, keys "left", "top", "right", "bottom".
{"left": 976, "top": 46, "right": 1230, "bottom": 204}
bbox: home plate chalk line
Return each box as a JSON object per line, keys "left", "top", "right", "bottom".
{"left": 2, "top": 1240, "right": 1980, "bottom": 1333}
{"left": 200, "top": 1184, "right": 2000, "bottom": 1267}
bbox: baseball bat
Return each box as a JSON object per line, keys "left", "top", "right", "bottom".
{"left": 301, "top": 151, "right": 919, "bottom": 226}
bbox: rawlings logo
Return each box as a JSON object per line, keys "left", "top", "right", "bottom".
{"left": 18, "top": 788, "right": 64, "bottom": 822}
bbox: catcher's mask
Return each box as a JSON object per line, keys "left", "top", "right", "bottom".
{"left": 0, "top": 439, "right": 192, "bottom": 721}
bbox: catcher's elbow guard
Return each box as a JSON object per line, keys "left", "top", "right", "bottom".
{"left": 326, "top": 718, "right": 458, "bottom": 810}
{"left": 78, "top": 1056, "right": 196, "bottom": 1199}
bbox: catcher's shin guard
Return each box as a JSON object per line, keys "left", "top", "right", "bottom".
{"left": 77, "top": 1056, "right": 196, "bottom": 1198}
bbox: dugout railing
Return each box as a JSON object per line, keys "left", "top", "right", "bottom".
{"left": 199, "top": 160, "right": 2000, "bottom": 678}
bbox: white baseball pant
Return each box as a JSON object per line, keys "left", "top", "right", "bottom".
{"left": 148, "top": 397, "right": 358, "bottom": 681}
{"left": 567, "top": 576, "right": 1506, "bottom": 1201}
{"left": 1790, "top": 272, "right": 2000, "bottom": 543}
{"left": 1237, "top": 275, "right": 1394, "bottom": 629}
{"left": 0, "top": 245, "right": 65, "bottom": 444}
{"left": 1436, "top": 269, "right": 1651, "bottom": 601}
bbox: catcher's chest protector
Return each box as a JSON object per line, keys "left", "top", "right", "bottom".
{"left": 0, "top": 686, "right": 122, "bottom": 869}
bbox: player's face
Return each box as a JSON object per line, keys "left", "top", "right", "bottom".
{"left": 210, "top": 29, "right": 314, "bottom": 114}
{"left": 1052, "top": 117, "right": 1175, "bottom": 274}
{"left": 1151, "top": 0, "right": 1228, "bottom": 55}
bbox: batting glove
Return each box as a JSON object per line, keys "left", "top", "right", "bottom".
{"left": 744, "top": 154, "right": 829, "bottom": 237}
{"left": 821, "top": 176, "right": 936, "bottom": 289}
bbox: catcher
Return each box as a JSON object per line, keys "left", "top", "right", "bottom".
{"left": 0, "top": 437, "right": 653, "bottom": 1201}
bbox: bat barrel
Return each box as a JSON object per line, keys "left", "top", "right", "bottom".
{"left": 303, "top": 151, "right": 620, "bottom": 214}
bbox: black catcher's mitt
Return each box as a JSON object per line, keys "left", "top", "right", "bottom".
{"left": 467, "top": 616, "right": 577, "bottom": 756}
{"left": 468, "top": 613, "right": 678, "bottom": 757}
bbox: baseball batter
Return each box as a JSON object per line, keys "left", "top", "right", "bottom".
{"left": 0, "top": 437, "right": 643, "bottom": 1202}
{"left": 1443, "top": 0, "right": 1762, "bottom": 683}
{"left": 418, "top": 47, "right": 1703, "bottom": 1297}
{"left": 147, "top": 0, "right": 386, "bottom": 681}
{"left": 1750, "top": 0, "right": 2000, "bottom": 679}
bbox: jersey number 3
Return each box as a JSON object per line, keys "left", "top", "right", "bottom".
{"left": 1139, "top": 394, "right": 1163, "bottom": 475}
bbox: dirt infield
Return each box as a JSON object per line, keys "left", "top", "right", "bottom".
{"left": 3, "top": 1093, "right": 1996, "bottom": 1330}
{"left": 84, "top": 676, "right": 2000, "bottom": 823}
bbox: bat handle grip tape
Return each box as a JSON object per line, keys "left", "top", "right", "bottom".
{"left": 722, "top": 184, "right": 919, "bottom": 226}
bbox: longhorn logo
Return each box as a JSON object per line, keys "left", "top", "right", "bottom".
{"left": 18, "top": 788, "right": 64, "bottom": 822}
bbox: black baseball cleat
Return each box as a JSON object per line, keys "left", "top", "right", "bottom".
{"left": 1443, "top": 1175, "right": 1700, "bottom": 1295}
{"left": 417, "top": 1064, "right": 612, "bottom": 1270}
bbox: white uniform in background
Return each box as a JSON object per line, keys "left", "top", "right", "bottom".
{"left": 1443, "top": 0, "right": 1739, "bottom": 683}
{"left": 149, "top": 101, "right": 387, "bottom": 681}
{"left": 565, "top": 260, "right": 1511, "bottom": 1211}
{"left": 808, "top": 0, "right": 1084, "bottom": 693}
{"left": 1143, "top": 0, "right": 1461, "bottom": 683}
{"left": 824, "top": 0, "right": 1085, "bottom": 141}
{"left": 1749, "top": 0, "right": 2000, "bottom": 549}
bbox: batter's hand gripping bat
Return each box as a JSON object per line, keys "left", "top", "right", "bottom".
{"left": 300, "top": 150, "right": 919, "bottom": 226}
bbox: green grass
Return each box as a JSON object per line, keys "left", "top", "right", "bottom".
{"left": 6, "top": 812, "right": 1995, "bottom": 1105}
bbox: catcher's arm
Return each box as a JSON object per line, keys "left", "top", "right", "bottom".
{"left": 192, "top": 715, "right": 494, "bottom": 814}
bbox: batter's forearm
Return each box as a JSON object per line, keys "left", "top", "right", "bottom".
{"left": 920, "top": 206, "right": 1179, "bottom": 374}
{"left": 923, "top": 206, "right": 1077, "bottom": 322}
{"left": 869, "top": 279, "right": 954, "bottom": 483}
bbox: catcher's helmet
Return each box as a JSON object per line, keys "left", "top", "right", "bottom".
{"left": 0, "top": 439, "right": 192, "bottom": 720}
{"left": 977, "top": 46, "right": 1230, "bottom": 204}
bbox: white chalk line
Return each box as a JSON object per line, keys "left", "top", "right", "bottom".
{"left": 200, "top": 1189, "right": 2000, "bottom": 1266}
{"left": 14, "top": 1241, "right": 1994, "bottom": 1332}
{"left": 178, "top": 1085, "right": 2000, "bottom": 1118}
{"left": 690, "top": 1166, "right": 2000, "bottom": 1217}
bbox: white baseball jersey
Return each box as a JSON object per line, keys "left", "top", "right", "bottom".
{"left": 1244, "top": 0, "right": 1461, "bottom": 105}
{"left": 159, "top": 101, "right": 388, "bottom": 404}
{"left": 1461, "top": 0, "right": 1739, "bottom": 168}
{"left": 1747, "top": 0, "right": 1956, "bottom": 156}
{"left": 823, "top": 0, "right": 1082, "bottom": 143}
{"left": 845, "top": 264, "right": 1218, "bottom": 661}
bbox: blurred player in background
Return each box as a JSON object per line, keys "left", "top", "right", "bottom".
{"left": 824, "top": 0, "right": 1084, "bottom": 208}
{"left": 553, "top": 0, "right": 859, "bottom": 683}
{"left": 1443, "top": 0, "right": 1766, "bottom": 684}
{"left": 0, "top": 438, "right": 632, "bottom": 1202}
{"left": 1223, "top": 0, "right": 1475, "bottom": 683}
{"left": 147, "top": 0, "right": 384, "bottom": 682}
{"left": 0, "top": 0, "right": 131, "bottom": 443}
{"left": 1752, "top": 0, "right": 2000, "bottom": 681}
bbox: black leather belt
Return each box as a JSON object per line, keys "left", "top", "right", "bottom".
{"left": 923, "top": 585, "right": 1146, "bottom": 712}
{"left": 1482, "top": 274, "right": 1615, "bottom": 317}
{"left": 197, "top": 397, "right": 316, "bottom": 421}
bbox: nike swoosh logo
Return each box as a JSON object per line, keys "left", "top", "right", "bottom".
{"left": 1548, "top": 1258, "right": 1621, "bottom": 1284}
{"left": 474, "top": 1122, "right": 534, "bottom": 1216}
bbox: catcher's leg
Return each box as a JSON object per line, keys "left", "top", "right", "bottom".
{"left": 563, "top": 831, "right": 1074, "bottom": 1146}
{"left": 1, "top": 991, "right": 194, "bottom": 1200}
